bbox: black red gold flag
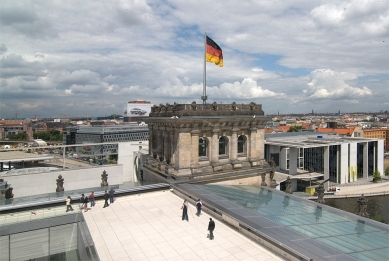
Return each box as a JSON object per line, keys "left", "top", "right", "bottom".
{"left": 206, "top": 36, "right": 223, "bottom": 67}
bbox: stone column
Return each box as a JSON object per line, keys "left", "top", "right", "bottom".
{"left": 248, "top": 127, "right": 258, "bottom": 161}
{"left": 165, "top": 127, "right": 172, "bottom": 164}
{"left": 323, "top": 146, "right": 329, "bottom": 191}
{"left": 163, "top": 127, "right": 169, "bottom": 163}
{"left": 148, "top": 125, "right": 153, "bottom": 157}
{"left": 289, "top": 147, "right": 298, "bottom": 175}
{"left": 157, "top": 127, "right": 163, "bottom": 161}
{"left": 191, "top": 130, "right": 200, "bottom": 167}
{"left": 210, "top": 129, "right": 219, "bottom": 164}
{"left": 230, "top": 128, "right": 238, "bottom": 162}
{"left": 257, "top": 128, "right": 265, "bottom": 159}
{"left": 363, "top": 142, "right": 368, "bottom": 179}
{"left": 170, "top": 130, "right": 175, "bottom": 167}
{"left": 152, "top": 125, "right": 158, "bottom": 159}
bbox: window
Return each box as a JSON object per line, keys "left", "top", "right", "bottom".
{"left": 238, "top": 135, "right": 245, "bottom": 154}
{"left": 219, "top": 136, "right": 227, "bottom": 155}
{"left": 199, "top": 137, "right": 207, "bottom": 157}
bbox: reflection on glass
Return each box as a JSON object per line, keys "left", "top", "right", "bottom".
{"left": 314, "top": 206, "right": 322, "bottom": 222}
{"left": 283, "top": 196, "right": 289, "bottom": 209}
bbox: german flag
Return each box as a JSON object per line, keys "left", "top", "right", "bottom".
{"left": 206, "top": 36, "right": 223, "bottom": 67}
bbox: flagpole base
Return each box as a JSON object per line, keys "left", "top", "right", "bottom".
{"left": 201, "top": 96, "right": 207, "bottom": 104}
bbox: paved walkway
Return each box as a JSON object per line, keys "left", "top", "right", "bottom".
{"left": 83, "top": 190, "right": 284, "bottom": 261}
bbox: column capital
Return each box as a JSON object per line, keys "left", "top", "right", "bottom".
{"left": 212, "top": 129, "right": 220, "bottom": 134}
{"left": 191, "top": 129, "right": 201, "bottom": 135}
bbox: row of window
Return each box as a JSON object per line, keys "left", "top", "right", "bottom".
{"left": 199, "top": 135, "right": 246, "bottom": 157}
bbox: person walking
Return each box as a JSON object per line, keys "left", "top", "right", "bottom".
{"left": 89, "top": 192, "right": 95, "bottom": 207}
{"left": 109, "top": 187, "right": 115, "bottom": 203}
{"left": 84, "top": 195, "right": 89, "bottom": 212}
{"left": 66, "top": 196, "right": 74, "bottom": 212}
{"left": 181, "top": 200, "right": 189, "bottom": 221}
{"left": 196, "top": 199, "right": 202, "bottom": 216}
{"left": 208, "top": 218, "right": 215, "bottom": 240}
{"left": 103, "top": 190, "right": 109, "bottom": 208}
{"left": 80, "top": 194, "right": 86, "bottom": 209}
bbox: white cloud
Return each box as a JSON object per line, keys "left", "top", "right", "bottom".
{"left": 304, "top": 69, "right": 372, "bottom": 99}
{"left": 0, "top": 0, "right": 387, "bottom": 118}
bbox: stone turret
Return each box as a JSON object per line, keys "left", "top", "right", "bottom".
{"left": 142, "top": 101, "right": 271, "bottom": 183}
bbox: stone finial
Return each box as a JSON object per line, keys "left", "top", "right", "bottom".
{"left": 101, "top": 170, "right": 109, "bottom": 187}
{"left": 357, "top": 194, "right": 369, "bottom": 217}
{"left": 191, "top": 101, "right": 197, "bottom": 111}
{"left": 56, "top": 174, "right": 64, "bottom": 192}
{"left": 268, "top": 157, "right": 276, "bottom": 181}
{"left": 260, "top": 172, "right": 267, "bottom": 186}
{"left": 172, "top": 102, "right": 178, "bottom": 112}
{"left": 231, "top": 102, "right": 237, "bottom": 111}
{"left": 211, "top": 102, "right": 218, "bottom": 111}
{"left": 285, "top": 176, "right": 293, "bottom": 194}
{"left": 5, "top": 187, "right": 14, "bottom": 199}
{"left": 316, "top": 182, "right": 325, "bottom": 203}
{"left": 249, "top": 102, "right": 256, "bottom": 111}
{"left": 165, "top": 103, "right": 170, "bottom": 112}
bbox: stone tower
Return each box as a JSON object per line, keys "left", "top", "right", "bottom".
{"left": 142, "top": 101, "right": 271, "bottom": 182}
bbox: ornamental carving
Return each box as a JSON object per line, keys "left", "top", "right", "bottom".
{"left": 191, "top": 101, "right": 197, "bottom": 111}
{"left": 172, "top": 102, "right": 178, "bottom": 112}
{"left": 231, "top": 102, "right": 237, "bottom": 111}
{"left": 165, "top": 103, "right": 170, "bottom": 113}
{"left": 249, "top": 102, "right": 256, "bottom": 111}
{"left": 159, "top": 103, "right": 165, "bottom": 113}
{"left": 212, "top": 102, "right": 218, "bottom": 111}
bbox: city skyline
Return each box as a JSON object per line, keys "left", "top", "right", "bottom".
{"left": 0, "top": 0, "right": 388, "bottom": 119}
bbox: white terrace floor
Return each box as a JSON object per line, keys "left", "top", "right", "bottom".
{"left": 83, "top": 190, "right": 284, "bottom": 261}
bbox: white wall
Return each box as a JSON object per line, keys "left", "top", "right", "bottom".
{"left": 118, "top": 141, "right": 148, "bottom": 182}
{"left": 377, "top": 140, "right": 384, "bottom": 175}
{"left": 4, "top": 165, "right": 123, "bottom": 198}
{"left": 340, "top": 143, "right": 348, "bottom": 184}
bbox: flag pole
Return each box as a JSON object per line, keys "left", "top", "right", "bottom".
{"left": 202, "top": 32, "right": 207, "bottom": 104}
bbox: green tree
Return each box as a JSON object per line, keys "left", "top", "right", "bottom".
{"left": 385, "top": 167, "right": 389, "bottom": 177}
{"left": 7, "top": 132, "right": 28, "bottom": 140}
{"left": 288, "top": 126, "right": 303, "bottom": 132}
{"left": 372, "top": 170, "right": 381, "bottom": 182}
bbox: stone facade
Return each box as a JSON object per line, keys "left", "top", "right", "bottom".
{"left": 143, "top": 102, "right": 272, "bottom": 182}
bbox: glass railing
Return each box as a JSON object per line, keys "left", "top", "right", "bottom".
{"left": 0, "top": 206, "right": 99, "bottom": 261}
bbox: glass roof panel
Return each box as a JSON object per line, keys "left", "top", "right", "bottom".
{"left": 200, "top": 184, "right": 389, "bottom": 261}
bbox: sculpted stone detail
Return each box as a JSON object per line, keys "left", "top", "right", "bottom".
{"left": 357, "top": 194, "right": 369, "bottom": 217}
{"left": 56, "top": 174, "right": 64, "bottom": 192}
{"left": 249, "top": 102, "right": 256, "bottom": 111}
{"left": 212, "top": 102, "right": 218, "bottom": 111}
{"left": 159, "top": 103, "right": 165, "bottom": 113}
{"left": 268, "top": 157, "right": 276, "bottom": 181}
{"left": 191, "top": 101, "right": 197, "bottom": 111}
{"left": 165, "top": 103, "right": 170, "bottom": 113}
{"left": 5, "top": 187, "right": 14, "bottom": 199}
{"left": 285, "top": 176, "right": 293, "bottom": 194}
{"left": 316, "top": 182, "right": 325, "bottom": 203}
{"left": 172, "top": 102, "right": 179, "bottom": 112}
{"left": 231, "top": 102, "right": 237, "bottom": 111}
{"left": 101, "top": 170, "right": 109, "bottom": 187}
{"left": 151, "top": 105, "right": 158, "bottom": 113}
{"left": 260, "top": 172, "right": 267, "bottom": 186}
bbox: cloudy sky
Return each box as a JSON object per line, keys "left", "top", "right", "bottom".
{"left": 0, "top": 0, "right": 388, "bottom": 119}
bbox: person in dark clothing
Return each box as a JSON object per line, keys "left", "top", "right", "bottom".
{"left": 196, "top": 199, "right": 202, "bottom": 216}
{"left": 80, "top": 194, "right": 86, "bottom": 209}
{"left": 208, "top": 218, "right": 215, "bottom": 239}
{"left": 181, "top": 200, "right": 189, "bottom": 221}
{"left": 103, "top": 190, "right": 109, "bottom": 208}
{"left": 109, "top": 188, "right": 115, "bottom": 203}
